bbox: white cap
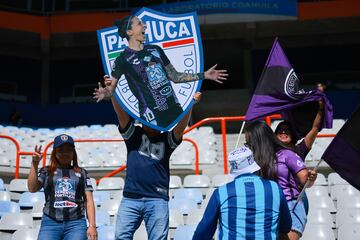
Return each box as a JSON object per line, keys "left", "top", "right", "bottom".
{"left": 228, "top": 146, "right": 260, "bottom": 176}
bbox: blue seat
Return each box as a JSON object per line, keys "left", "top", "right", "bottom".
{"left": 169, "top": 198, "right": 198, "bottom": 215}
{"left": 93, "top": 191, "right": 111, "bottom": 206}
{"left": 0, "top": 200, "right": 20, "bottom": 217}
{"left": 97, "top": 225, "right": 115, "bottom": 240}
{"left": 19, "top": 192, "right": 45, "bottom": 208}
{"left": 173, "top": 188, "right": 203, "bottom": 204}
{"left": 174, "top": 225, "right": 197, "bottom": 240}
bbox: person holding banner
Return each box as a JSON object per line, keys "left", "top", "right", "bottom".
{"left": 94, "top": 79, "right": 201, "bottom": 239}
{"left": 27, "top": 134, "right": 97, "bottom": 240}
{"left": 97, "top": 15, "right": 227, "bottom": 128}
{"left": 244, "top": 121, "right": 317, "bottom": 240}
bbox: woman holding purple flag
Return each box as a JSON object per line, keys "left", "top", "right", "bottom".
{"left": 245, "top": 121, "right": 317, "bottom": 240}
{"left": 274, "top": 100, "right": 324, "bottom": 214}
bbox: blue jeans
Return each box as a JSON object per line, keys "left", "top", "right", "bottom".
{"left": 38, "top": 214, "right": 87, "bottom": 240}
{"left": 115, "top": 197, "right": 169, "bottom": 240}
{"left": 288, "top": 200, "right": 307, "bottom": 236}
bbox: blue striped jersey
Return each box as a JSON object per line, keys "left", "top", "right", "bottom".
{"left": 193, "top": 173, "right": 291, "bottom": 240}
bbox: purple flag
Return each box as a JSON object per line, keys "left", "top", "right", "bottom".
{"left": 322, "top": 106, "right": 360, "bottom": 191}
{"left": 245, "top": 38, "right": 333, "bottom": 138}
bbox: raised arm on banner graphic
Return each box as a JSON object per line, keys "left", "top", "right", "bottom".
{"left": 165, "top": 63, "right": 228, "bottom": 84}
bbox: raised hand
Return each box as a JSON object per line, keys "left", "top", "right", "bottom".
{"left": 93, "top": 75, "right": 114, "bottom": 103}
{"left": 32, "top": 145, "right": 43, "bottom": 165}
{"left": 204, "top": 64, "right": 228, "bottom": 84}
{"left": 193, "top": 92, "right": 202, "bottom": 103}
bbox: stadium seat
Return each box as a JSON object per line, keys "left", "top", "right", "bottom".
{"left": 133, "top": 224, "right": 148, "bottom": 240}
{"left": 0, "top": 213, "right": 33, "bottom": 230}
{"left": 169, "top": 198, "right": 198, "bottom": 215}
{"left": 211, "top": 174, "right": 234, "bottom": 187}
{"left": 94, "top": 210, "right": 110, "bottom": 227}
{"left": 301, "top": 223, "right": 335, "bottom": 240}
{"left": 99, "top": 199, "right": 120, "bottom": 216}
{"left": 0, "top": 201, "right": 20, "bottom": 217}
{"left": 97, "top": 177, "right": 124, "bottom": 190}
{"left": 169, "top": 209, "right": 184, "bottom": 228}
{"left": 201, "top": 188, "right": 216, "bottom": 209}
{"left": 330, "top": 184, "right": 360, "bottom": 201}
{"left": 198, "top": 150, "right": 217, "bottom": 164}
{"left": 186, "top": 209, "right": 205, "bottom": 225}
{"left": 0, "top": 191, "right": 11, "bottom": 201}
{"left": 32, "top": 201, "right": 44, "bottom": 218}
{"left": 111, "top": 191, "right": 123, "bottom": 201}
{"left": 171, "top": 151, "right": 194, "bottom": 165}
{"left": 337, "top": 223, "right": 360, "bottom": 240}
{"left": 307, "top": 195, "right": 336, "bottom": 213}
{"left": 0, "top": 156, "right": 10, "bottom": 167}
{"left": 328, "top": 172, "right": 348, "bottom": 186}
{"left": 337, "top": 195, "right": 360, "bottom": 210}
{"left": 173, "top": 225, "right": 197, "bottom": 240}
{"left": 11, "top": 228, "right": 39, "bottom": 240}
{"left": 307, "top": 209, "right": 334, "bottom": 228}
{"left": 336, "top": 208, "right": 360, "bottom": 228}
{"left": 183, "top": 175, "right": 210, "bottom": 188}
{"left": 173, "top": 188, "right": 203, "bottom": 204}
{"left": 18, "top": 192, "right": 45, "bottom": 208}
{"left": 306, "top": 186, "right": 329, "bottom": 198}
{"left": 97, "top": 225, "right": 115, "bottom": 240}
{"left": 9, "top": 179, "right": 28, "bottom": 192}
{"left": 0, "top": 178, "right": 6, "bottom": 191}
{"left": 313, "top": 173, "right": 327, "bottom": 186}
{"left": 169, "top": 175, "right": 182, "bottom": 189}
{"left": 93, "top": 191, "right": 111, "bottom": 206}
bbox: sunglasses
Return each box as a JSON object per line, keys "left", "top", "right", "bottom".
{"left": 276, "top": 127, "right": 291, "bottom": 135}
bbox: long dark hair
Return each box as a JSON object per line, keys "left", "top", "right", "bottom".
{"left": 245, "top": 120, "right": 289, "bottom": 181}
{"left": 48, "top": 147, "right": 81, "bottom": 176}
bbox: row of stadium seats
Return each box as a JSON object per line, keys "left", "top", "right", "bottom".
{"left": 0, "top": 124, "right": 220, "bottom": 170}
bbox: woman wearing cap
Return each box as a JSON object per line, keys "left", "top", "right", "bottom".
{"left": 27, "top": 134, "right": 97, "bottom": 240}
{"left": 244, "top": 121, "right": 317, "bottom": 240}
{"left": 95, "top": 15, "right": 228, "bottom": 128}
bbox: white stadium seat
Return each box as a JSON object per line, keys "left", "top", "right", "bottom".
{"left": 97, "top": 177, "right": 124, "bottom": 190}
{"left": 183, "top": 175, "right": 210, "bottom": 188}
{"left": 169, "top": 209, "right": 184, "bottom": 228}
{"left": 169, "top": 175, "right": 182, "bottom": 189}
{"left": 211, "top": 174, "right": 234, "bottom": 187}
{"left": 11, "top": 228, "right": 39, "bottom": 240}
{"left": 301, "top": 223, "right": 335, "bottom": 240}
{"left": 0, "top": 213, "right": 33, "bottom": 231}
{"left": 99, "top": 199, "right": 120, "bottom": 216}
{"left": 336, "top": 208, "right": 360, "bottom": 228}
{"left": 337, "top": 223, "right": 360, "bottom": 240}
{"left": 337, "top": 195, "right": 360, "bottom": 210}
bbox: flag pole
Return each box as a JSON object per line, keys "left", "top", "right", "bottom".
{"left": 292, "top": 159, "right": 323, "bottom": 212}
{"left": 235, "top": 121, "right": 246, "bottom": 149}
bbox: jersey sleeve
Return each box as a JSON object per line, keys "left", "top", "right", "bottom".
{"left": 83, "top": 169, "right": 94, "bottom": 192}
{"left": 37, "top": 166, "right": 47, "bottom": 186}
{"left": 192, "top": 189, "right": 220, "bottom": 240}
{"left": 155, "top": 45, "right": 170, "bottom": 66}
{"left": 168, "top": 131, "right": 182, "bottom": 149}
{"left": 296, "top": 139, "right": 310, "bottom": 160}
{"left": 118, "top": 119, "right": 136, "bottom": 140}
{"left": 111, "top": 56, "right": 124, "bottom": 80}
{"left": 286, "top": 150, "right": 307, "bottom": 175}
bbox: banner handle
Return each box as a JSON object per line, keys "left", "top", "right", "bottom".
{"left": 235, "top": 121, "right": 246, "bottom": 149}
{"left": 292, "top": 158, "right": 323, "bottom": 212}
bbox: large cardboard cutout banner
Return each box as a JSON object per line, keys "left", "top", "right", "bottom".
{"left": 97, "top": 7, "right": 203, "bottom": 131}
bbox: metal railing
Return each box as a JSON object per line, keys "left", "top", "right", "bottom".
{"left": 0, "top": 114, "right": 336, "bottom": 179}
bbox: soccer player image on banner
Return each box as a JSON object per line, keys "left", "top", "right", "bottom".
{"left": 95, "top": 8, "right": 227, "bottom": 131}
